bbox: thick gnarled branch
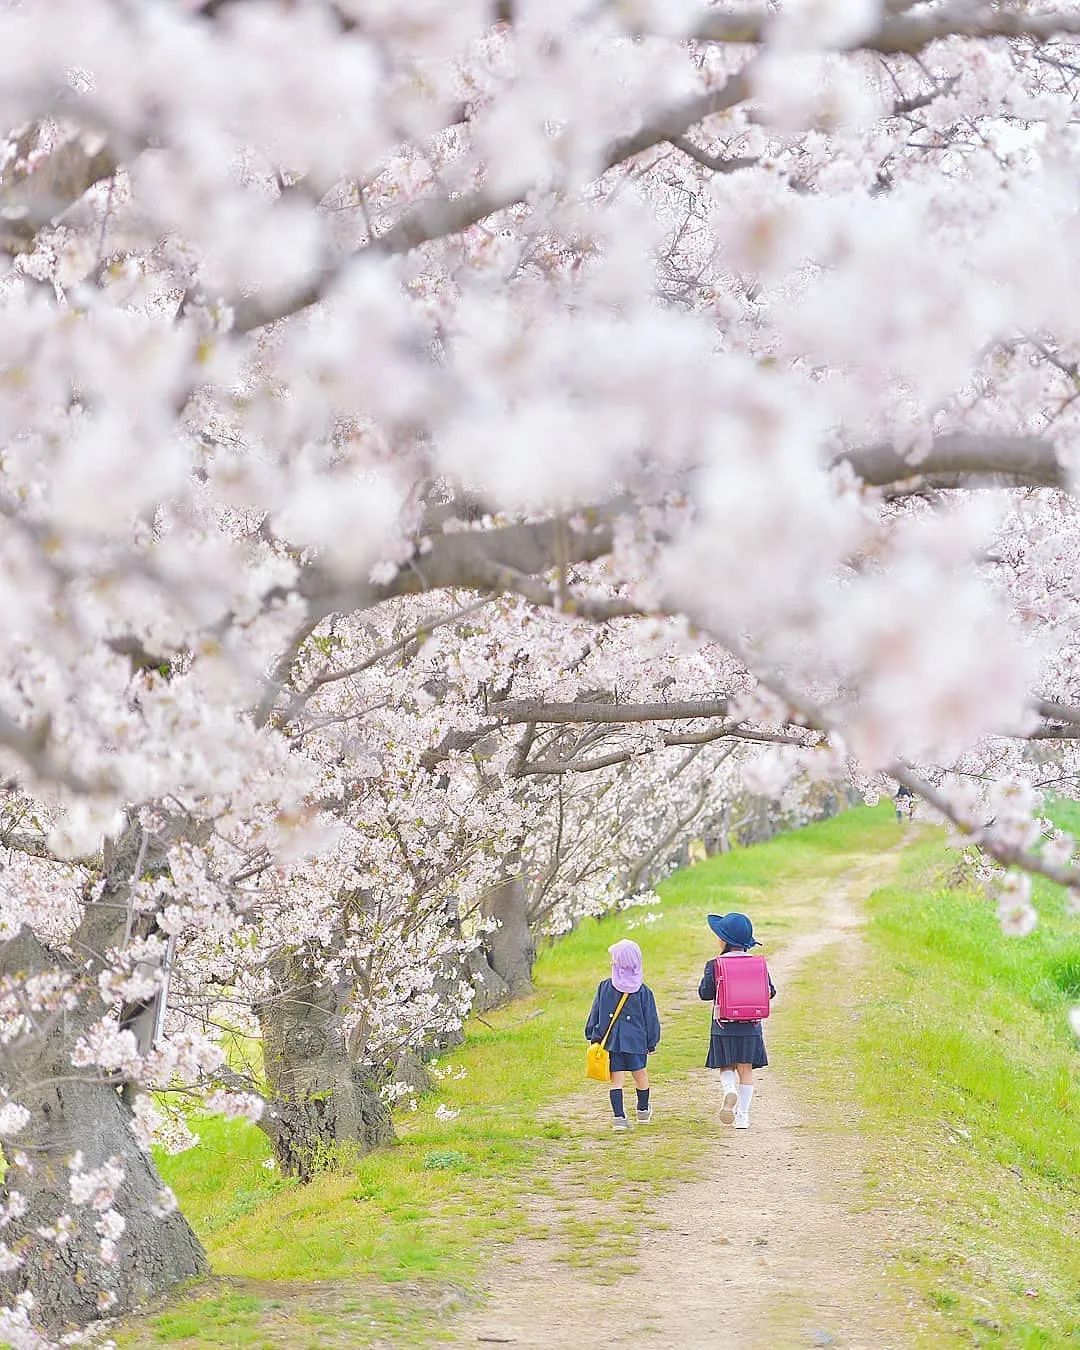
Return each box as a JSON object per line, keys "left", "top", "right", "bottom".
{"left": 299, "top": 508, "right": 620, "bottom": 616}
{"left": 838, "top": 434, "right": 1066, "bottom": 492}
{"left": 687, "top": 6, "right": 1080, "bottom": 53}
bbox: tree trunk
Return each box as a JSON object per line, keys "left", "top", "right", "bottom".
{"left": 710, "top": 803, "right": 732, "bottom": 855}
{"left": 481, "top": 871, "right": 535, "bottom": 998}
{"left": 0, "top": 966, "right": 207, "bottom": 1333}
{"left": 465, "top": 946, "right": 512, "bottom": 1011}
{"left": 258, "top": 972, "right": 394, "bottom": 1182}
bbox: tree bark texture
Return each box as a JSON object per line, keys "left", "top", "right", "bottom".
{"left": 0, "top": 817, "right": 209, "bottom": 1334}
{"left": 258, "top": 963, "right": 394, "bottom": 1182}
{"left": 480, "top": 871, "right": 535, "bottom": 999}
{"left": 0, "top": 992, "right": 207, "bottom": 1332}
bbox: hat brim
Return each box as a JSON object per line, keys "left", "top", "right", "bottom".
{"left": 707, "top": 914, "right": 761, "bottom": 947}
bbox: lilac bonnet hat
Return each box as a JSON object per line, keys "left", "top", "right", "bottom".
{"left": 608, "top": 938, "right": 644, "bottom": 993}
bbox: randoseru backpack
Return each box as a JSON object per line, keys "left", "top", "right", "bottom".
{"left": 713, "top": 954, "right": 771, "bottom": 1022}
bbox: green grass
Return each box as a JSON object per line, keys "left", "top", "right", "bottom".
{"left": 117, "top": 805, "right": 900, "bottom": 1347}
{"left": 782, "top": 820, "right": 1080, "bottom": 1349}
{"left": 116, "top": 803, "right": 1079, "bottom": 1348}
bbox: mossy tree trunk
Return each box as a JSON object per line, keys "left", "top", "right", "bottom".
{"left": 257, "top": 958, "right": 394, "bottom": 1182}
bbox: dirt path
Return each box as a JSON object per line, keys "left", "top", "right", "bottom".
{"left": 455, "top": 853, "right": 911, "bottom": 1350}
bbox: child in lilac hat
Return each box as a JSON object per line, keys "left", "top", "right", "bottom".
{"left": 585, "top": 939, "right": 662, "bottom": 1130}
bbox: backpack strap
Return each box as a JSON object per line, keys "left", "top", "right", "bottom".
{"left": 599, "top": 991, "right": 630, "bottom": 1050}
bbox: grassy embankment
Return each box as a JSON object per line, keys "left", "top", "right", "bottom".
{"left": 783, "top": 806, "right": 1079, "bottom": 1348}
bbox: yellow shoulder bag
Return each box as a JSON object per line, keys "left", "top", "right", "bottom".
{"left": 586, "top": 991, "right": 630, "bottom": 1082}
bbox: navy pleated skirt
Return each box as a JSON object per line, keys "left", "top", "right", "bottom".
{"left": 706, "top": 1022, "right": 768, "bottom": 1069}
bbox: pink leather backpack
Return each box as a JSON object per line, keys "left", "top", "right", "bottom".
{"left": 713, "top": 954, "right": 771, "bottom": 1021}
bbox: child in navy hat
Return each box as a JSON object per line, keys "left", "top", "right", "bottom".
{"left": 698, "top": 912, "right": 775, "bottom": 1129}
{"left": 586, "top": 939, "right": 661, "bottom": 1130}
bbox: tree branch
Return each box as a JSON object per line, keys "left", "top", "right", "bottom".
{"left": 491, "top": 696, "right": 733, "bottom": 725}
{"left": 709, "top": 637, "right": 1080, "bottom": 894}
{"left": 0, "top": 710, "right": 112, "bottom": 795}
{"left": 891, "top": 77, "right": 961, "bottom": 117}
{"left": 231, "top": 66, "right": 753, "bottom": 331}
{"left": 1031, "top": 697, "right": 1080, "bottom": 726}
{"left": 837, "top": 433, "right": 1066, "bottom": 491}
{"left": 671, "top": 137, "right": 757, "bottom": 174}
{"left": 0, "top": 137, "right": 119, "bottom": 255}
{"left": 279, "top": 597, "right": 493, "bottom": 728}
{"left": 0, "top": 830, "right": 100, "bottom": 870}
{"left": 517, "top": 725, "right": 808, "bottom": 774}
{"left": 688, "top": 5, "right": 1080, "bottom": 53}
{"left": 462, "top": 560, "right": 643, "bottom": 623}
{"left": 1026, "top": 725, "right": 1080, "bottom": 741}
{"left": 210, "top": 1065, "right": 278, "bottom": 1143}
{"left": 297, "top": 505, "right": 622, "bottom": 618}
{"left": 889, "top": 760, "right": 1080, "bottom": 889}
{"left": 253, "top": 615, "right": 322, "bottom": 728}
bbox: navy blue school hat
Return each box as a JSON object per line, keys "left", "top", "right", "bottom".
{"left": 707, "top": 912, "right": 760, "bottom": 948}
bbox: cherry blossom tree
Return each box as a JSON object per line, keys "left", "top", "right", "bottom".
{"left": 1, "top": 0, "right": 1080, "bottom": 1340}
{"left": 168, "top": 598, "right": 750, "bottom": 1174}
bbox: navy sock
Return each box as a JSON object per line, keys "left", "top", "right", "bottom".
{"left": 609, "top": 1088, "right": 625, "bottom": 1118}
{"left": 637, "top": 1088, "right": 650, "bottom": 1112}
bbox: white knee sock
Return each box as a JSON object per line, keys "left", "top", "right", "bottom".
{"left": 736, "top": 1084, "right": 754, "bottom": 1115}
{"left": 720, "top": 1069, "right": 737, "bottom": 1094}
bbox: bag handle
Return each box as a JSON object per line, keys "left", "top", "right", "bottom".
{"left": 598, "top": 991, "right": 630, "bottom": 1050}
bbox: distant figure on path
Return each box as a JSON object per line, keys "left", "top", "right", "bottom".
{"left": 699, "top": 913, "right": 775, "bottom": 1130}
{"left": 894, "top": 783, "right": 916, "bottom": 822}
{"left": 585, "top": 939, "right": 661, "bottom": 1131}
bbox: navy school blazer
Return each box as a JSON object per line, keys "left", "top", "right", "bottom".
{"left": 585, "top": 979, "right": 661, "bottom": 1055}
